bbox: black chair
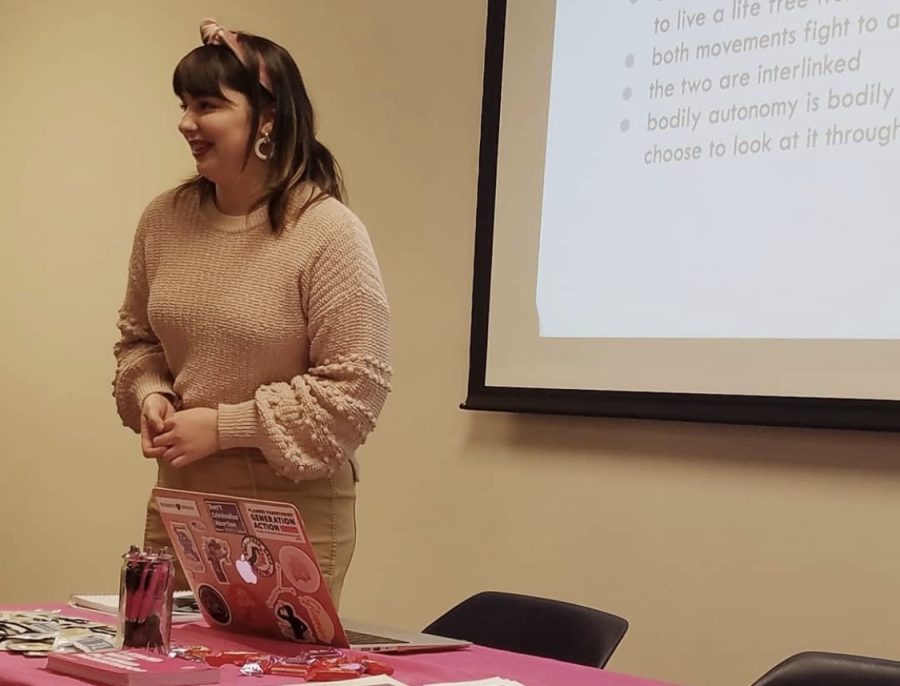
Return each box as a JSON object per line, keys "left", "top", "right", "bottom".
{"left": 750, "top": 651, "right": 900, "bottom": 686}
{"left": 422, "top": 591, "right": 628, "bottom": 668}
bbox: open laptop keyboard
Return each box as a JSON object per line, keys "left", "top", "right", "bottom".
{"left": 345, "top": 629, "right": 409, "bottom": 645}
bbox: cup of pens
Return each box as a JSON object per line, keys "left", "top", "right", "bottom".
{"left": 117, "top": 545, "right": 175, "bottom": 653}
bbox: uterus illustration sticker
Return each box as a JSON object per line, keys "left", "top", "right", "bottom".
{"left": 202, "top": 536, "right": 232, "bottom": 584}
{"left": 235, "top": 535, "right": 274, "bottom": 585}
{"left": 264, "top": 547, "right": 324, "bottom": 625}
{"left": 278, "top": 546, "right": 321, "bottom": 593}
{"left": 170, "top": 522, "right": 205, "bottom": 573}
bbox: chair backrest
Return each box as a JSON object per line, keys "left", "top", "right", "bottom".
{"left": 422, "top": 591, "right": 628, "bottom": 668}
{"left": 751, "top": 651, "right": 900, "bottom": 686}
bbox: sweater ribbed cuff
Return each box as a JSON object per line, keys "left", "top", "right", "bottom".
{"left": 134, "top": 373, "right": 177, "bottom": 411}
{"left": 218, "top": 399, "right": 261, "bottom": 450}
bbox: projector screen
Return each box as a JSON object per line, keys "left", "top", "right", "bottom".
{"left": 464, "top": 0, "right": 900, "bottom": 430}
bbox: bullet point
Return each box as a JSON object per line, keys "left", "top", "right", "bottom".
{"left": 622, "top": 87, "right": 633, "bottom": 100}
{"left": 620, "top": 119, "right": 630, "bottom": 132}
{"left": 625, "top": 54, "right": 635, "bottom": 68}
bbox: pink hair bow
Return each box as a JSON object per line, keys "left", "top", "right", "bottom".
{"left": 199, "top": 18, "right": 273, "bottom": 93}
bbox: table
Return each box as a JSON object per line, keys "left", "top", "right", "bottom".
{"left": 0, "top": 605, "right": 679, "bottom": 686}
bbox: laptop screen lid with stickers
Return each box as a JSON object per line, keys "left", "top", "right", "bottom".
{"left": 152, "top": 487, "right": 469, "bottom": 653}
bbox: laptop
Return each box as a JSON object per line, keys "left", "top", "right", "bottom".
{"left": 152, "top": 487, "right": 469, "bottom": 653}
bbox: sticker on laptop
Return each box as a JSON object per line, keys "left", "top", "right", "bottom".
{"left": 275, "top": 600, "right": 315, "bottom": 642}
{"left": 205, "top": 500, "right": 247, "bottom": 534}
{"left": 171, "top": 522, "right": 205, "bottom": 573}
{"left": 296, "top": 596, "right": 335, "bottom": 644}
{"left": 278, "top": 546, "right": 321, "bottom": 593}
{"left": 202, "top": 536, "right": 232, "bottom": 584}
{"left": 243, "top": 503, "right": 306, "bottom": 541}
{"left": 226, "top": 585, "right": 268, "bottom": 630}
{"left": 156, "top": 497, "right": 201, "bottom": 518}
{"left": 197, "top": 584, "right": 231, "bottom": 626}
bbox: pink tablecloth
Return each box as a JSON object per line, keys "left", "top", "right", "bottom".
{"left": 0, "top": 606, "right": 679, "bottom": 686}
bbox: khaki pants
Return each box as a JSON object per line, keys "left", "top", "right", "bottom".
{"left": 143, "top": 448, "right": 356, "bottom": 609}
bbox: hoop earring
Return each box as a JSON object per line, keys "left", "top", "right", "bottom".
{"left": 254, "top": 132, "right": 272, "bottom": 161}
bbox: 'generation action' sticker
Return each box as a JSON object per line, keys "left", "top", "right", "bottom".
{"left": 244, "top": 503, "right": 306, "bottom": 541}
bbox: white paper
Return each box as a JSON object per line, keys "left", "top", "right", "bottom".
{"left": 278, "top": 676, "right": 410, "bottom": 686}
{"left": 278, "top": 677, "right": 524, "bottom": 686}
{"left": 426, "top": 679, "right": 526, "bottom": 686}
{"left": 67, "top": 591, "right": 202, "bottom": 624}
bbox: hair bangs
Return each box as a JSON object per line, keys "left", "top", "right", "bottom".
{"left": 172, "top": 45, "right": 249, "bottom": 100}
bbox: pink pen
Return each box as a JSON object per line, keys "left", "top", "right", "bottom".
{"left": 129, "top": 556, "right": 152, "bottom": 623}
{"left": 136, "top": 561, "right": 164, "bottom": 623}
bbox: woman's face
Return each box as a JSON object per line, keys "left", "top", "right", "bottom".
{"left": 177, "top": 86, "right": 265, "bottom": 186}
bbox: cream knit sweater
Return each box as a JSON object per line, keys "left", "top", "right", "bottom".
{"left": 112, "top": 186, "right": 391, "bottom": 481}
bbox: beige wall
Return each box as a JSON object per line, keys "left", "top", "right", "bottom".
{"left": 2, "top": 3, "right": 900, "bottom": 686}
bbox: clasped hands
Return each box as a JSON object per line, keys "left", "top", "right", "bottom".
{"left": 141, "top": 393, "right": 220, "bottom": 468}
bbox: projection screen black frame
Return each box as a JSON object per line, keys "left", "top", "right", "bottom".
{"left": 461, "top": 0, "right": 900, "bottom": 432}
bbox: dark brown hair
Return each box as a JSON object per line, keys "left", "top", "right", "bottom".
{"left": 172, "top": 33, "right": 345, "bottom": 232}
